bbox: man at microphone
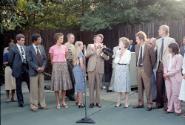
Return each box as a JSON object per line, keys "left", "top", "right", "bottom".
{"left": 86, "top": 34, "right": 109, "bottom": 108}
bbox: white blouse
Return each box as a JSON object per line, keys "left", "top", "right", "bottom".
{"left": 114, "top": 49, "right": 131, "bottom": 64}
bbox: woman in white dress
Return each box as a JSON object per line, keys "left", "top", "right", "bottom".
{"left": 113, "top": 37, "right": 131, "bottom": 108}
{"left": 179, "top": 54, "right": 185, "bottom": 117}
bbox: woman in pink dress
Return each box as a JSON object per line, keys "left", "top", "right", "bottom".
{"left": 49, "top": 33, "right": 72, "bottom": 109}
{"left": 163, "top": 43, "right": 183, "bottom": 115}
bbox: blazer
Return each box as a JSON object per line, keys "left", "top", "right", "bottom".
{"left": 86, "top": 44, "right": 109, "bottom": 74}
{"left": 164, "top": 54, "right": 183, "bottom": 83}
{"left": 128, "top": 44, "right": 135, "bottom": 52}
{"left": 154, "top": 37, "right": 176, "bottom": 71}
{"left": 135, "top": 43, "right": 156, "bottom": 77}
{"left": 8, "top": 45, "right": 28, "bottom": 78}
{"left": 27, "top": 45, "right": 47, "bottom": 76}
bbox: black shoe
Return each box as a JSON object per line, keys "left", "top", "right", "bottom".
{"left": 107, "top": 90, "right": 113, "bottom": 93}
{"left": 78, "top": 105, "right": 85, "bottom": 108}
{"left": 89, "top": 103, "right": 94, "bottom": 108}
{"left": 133, "top": 105, "right": 144, "bottom": 109}
{"left": 18, "top": 103, "right": 24, "bottom": 107}
{"left": 68, "top": 96, "right": 75, "bottom": 101}
{"left": 95, "top": 103, "right": 101, "bottom": 108}
{"left": 146, "top": 107, "right": 152, "bottom": 111}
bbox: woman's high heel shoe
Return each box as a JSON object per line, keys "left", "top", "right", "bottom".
{"left": 56, "top": 104, "right": 60, "bottom": 109}
{"left": 115, "top": 104, "right": 122, "bottom": 107}
{"left": 62, "top": 104, "right": 68, "bottom": 108}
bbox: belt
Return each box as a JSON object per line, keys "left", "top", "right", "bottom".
{"left": 118, "top": 63, "right": 127, "bottom": 65}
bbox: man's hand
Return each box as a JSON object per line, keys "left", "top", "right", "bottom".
{"left": 37, "top": 67, "right": 44, "bottom": 73}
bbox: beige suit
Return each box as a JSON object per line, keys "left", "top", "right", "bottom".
{"left": 135, "top": 43, "right": 156, "bottom": 106}
{"left": 86, "top": 44, "right": 109, "bottom": 104}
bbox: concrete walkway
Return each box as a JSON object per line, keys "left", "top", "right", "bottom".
{"left": 1, "top": 81, "right": 185, "bottom": 125}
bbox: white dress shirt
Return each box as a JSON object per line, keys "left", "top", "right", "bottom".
{"left": 32, "top": 44, "right": 41, "bottom": 54}
{"left": 16, "top": 43, "right": 26, "bottom": 61}
{"left": 137, "top": 44, "right": 145, "bottom": 66}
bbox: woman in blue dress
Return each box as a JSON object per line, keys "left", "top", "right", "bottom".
{"left": 73, "top": 41, "right": 85, "bottom": 108}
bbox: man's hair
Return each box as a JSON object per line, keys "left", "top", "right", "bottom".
{"left": 67, "top": 33, "right": 74, "bottom": 39}
{"left": 160, "top": 25, "right": 170, "bottom": 36}
{"left": 136, "top": 31, "right": 147, "bottom": 41}
{"left": 31, "top": 33, "right": 41, "bottom": 42}
{"left": 95, "top": 34, "right": 104, "bottom": 40}
{"left": 16, "top": 34, "right": 25, "bottom": 41}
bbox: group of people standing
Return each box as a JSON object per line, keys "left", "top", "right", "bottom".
{"left": 109, "top": 25, "right": 185, "bottom": 117}
{"left": 3, "top": 24, "right": 185, "bottom": 117}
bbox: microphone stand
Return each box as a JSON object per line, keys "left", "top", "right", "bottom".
{"left": 76, "top": 45, "right": 95, "bottom": 124}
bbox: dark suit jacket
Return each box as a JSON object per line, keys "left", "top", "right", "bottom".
{"left": 135, "top": 43, "right": 156, "bottom": 77}
{"left": 180, "top": 46, "right": 185, "bottom": 57}
{"left": 9, "top": 45, "right": 28, "bottom": 78}
{"left": 128, "top": 44, "right": 135, "bottom": 52}
{"left": 27, "top": 45, "right": 47, "bottom": 76}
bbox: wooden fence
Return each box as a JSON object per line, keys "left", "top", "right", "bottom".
{"left": 2, "top": 19, "right": 185, "bottom": 82}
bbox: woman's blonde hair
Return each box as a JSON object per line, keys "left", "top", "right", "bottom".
{"left": 73, "top": 41, "right": 83, "bottom": 65}
{"left": 119, "top": 37, "right": 130, "bottom": 48}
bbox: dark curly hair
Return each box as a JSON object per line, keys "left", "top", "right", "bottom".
{"left": 168, "top": 43, "right": 179, "bottom": 55}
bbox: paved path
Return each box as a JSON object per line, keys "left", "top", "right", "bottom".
{"left": 1, "top": 81, "right": 185, "bottom": 125}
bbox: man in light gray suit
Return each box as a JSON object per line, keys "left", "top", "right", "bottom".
{"left": 27, "top": 33, "right": 47, "bottom": 111}
{"left": 154, "top": 25, "right": 176, "bottom": 110}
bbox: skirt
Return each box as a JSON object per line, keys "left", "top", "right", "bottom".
{"left": 5, "top": 66, "right": 16, "bottom": 90}
{"left": 179, "top": 79, "right": 185, "bottom": 101}
{"left": 73, "top": 65, "right": 85, "bottom": 93}
{"left": 113, "top": 64, "right": 130, "bottom": 92}
{"left": 51, "top": 62, "right": 72, "bottom": 91}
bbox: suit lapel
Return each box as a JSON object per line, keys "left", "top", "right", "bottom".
{"left": 31, "top": 45, "right": 37, "bottom": 57}
{"left": 15, "top": 45, "right": 22, "bottom": 58}
{"left": 143, "top": 43, "right": 147, "bottom": 60}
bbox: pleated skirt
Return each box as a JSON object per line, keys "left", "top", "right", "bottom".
{"left": 51, "top": 62, "right": 72, "bottom": 91}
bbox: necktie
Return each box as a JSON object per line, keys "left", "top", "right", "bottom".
{"left": 36, "top": 46, "right": 42, "bottom": 66}
{"left": 160, "top": 38, "right": 164, "bottom": 61}
{"left": 138, "top": 46, "right": 143, "bottom": 67}
{"left": 20, "top": 46, "right": 26, "bottom": 63}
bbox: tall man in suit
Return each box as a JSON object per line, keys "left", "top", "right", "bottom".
{"left": 154, "top": 25, "right": 176, "bottom": 109}
{"left": 86, "top": 34, "right": 109, "bottom": 108}
{"left": 128, "top": 40, "right": 136, "bottom": 52}
{"left": 27, "top": 33, "right": 47, "bottom": 111}
{"left": 65, "top": 33, "right": 76, "bottom": 101}
{"left": 134, "top": 31, "right": 156, "bottom": 111}
{"left": 180, "top": 36, "right": 185, "bottom": 57}
{"left": 9, "top": 34, "right": 30, "bottom": 107}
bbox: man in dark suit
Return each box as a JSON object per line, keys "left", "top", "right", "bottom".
{"left": 128, "top": 40, "right": 135, "bottom": 52}
{"left": 9, "top": 34, "right": 30, "bottom": 107}
{"left": 180, "top": 36, "right": 185, "bottom": 57}
{"left": 133, "top": 31, "right": 156, "bottom": 111}
{"left": 27, "top": 33, "right": 47, "bottom": 111}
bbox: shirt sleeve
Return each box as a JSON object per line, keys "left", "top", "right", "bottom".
{"left": 64, "top": 46, "right": 68, "bottom": 53}
{"left": 78, "top": 52, "right": 84, "bottom": 59}
{"left": 3, "top": 53, "right": 9, "bottom": 62}
{"left": 49, "top": 46, "right": 53, "bottom": 54}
